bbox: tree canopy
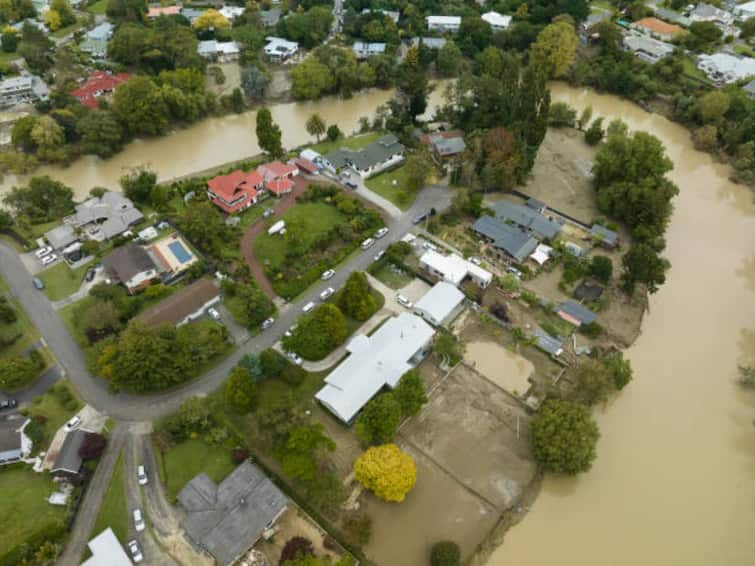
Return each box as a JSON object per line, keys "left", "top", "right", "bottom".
{"left": 256, "top": 106, "right": 283, "bottom": 157}
{"left": 355, "top": 392, "right": 401, "bottom": 445}
{"left": 281, "top": 303, "right": 348, "bottom": 361}
{"left": 337, "top": 271, "right": 377, "bottom": 321}
{"left": 530, "top": 17, "right": 579, "bottom": 78}
{"left": 530, "top": 399, "right": 599, "bottom": 474}
{"left": 3, "top": 176, "right": 74, "bottom": 222}
{"left": 224, "top": 366, "right": 258, "bottom": 414}
{"left": 353, "top": 444, "right": 416, "bottom": 502}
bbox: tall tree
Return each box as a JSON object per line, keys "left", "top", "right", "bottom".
{"left": 530, "top": 17, "right": 579, "bottom": 78}
{"left": 3, "top": 176, "right": 74, "bottom": 222}
{"left": 337, "top": 271, "right": 376, "bottom": 321}
{"left": 393, "top": 369, "right": 427, "bottom": 416}
{"left": 355, "top": 392, "right": 401, "bottom": 445}
{"left": 305, "top": 113, "right": 326, "bottom": 142}
{"left": 112, "top": 76, "right": 170, "bottom": 136}
{"left": 274, "top": 423, "right": 335, "bottom": 481}
{"left": 353, "top": 444, "right": 416, "bottom": 502}
{"left": 78, "top": 111, "right": 124, "bottom": 158}
{"left": 531, "top": 399, "right": 599, "bottom": 475}
{"left": 255, "top": 106, "right": 283, "bottom": 157}
{"left": 224, "top": 366, "right": 258, "bottom": 414}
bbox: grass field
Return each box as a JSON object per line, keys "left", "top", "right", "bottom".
{"left": 156, "top": 439, "right": 236, "bottom": 501}
{"left": 86, "top": 0, "right": 108, "bottom": 13}
{"left": 252, "top": 202, "right": 345, "bottom": 269}
{"left": 733, "top": 44, "right": 754, "bottom": 58}
{"left": 91, "top": 449, "right": 128, "bottom": 543}
{"left": 59, "top": 295, "right": 95, "bottom": 347}
{"left": 364, "top": 165, "right": 415, "bottom": 210}
{"left": 371, "top": 263, "right": 413, "bottom": 289}
{"left": 38, "top": 260, "right": 95, "bottom": 301}
{"left": 0, "top": 465, "right": 67, "bottom": 557}
{"left": 0, "top": 296, "right": 40, "bottom": 362}
{"left": 50, "top": 19, "right": 86, "bottom": 39}
{"left": 26, "top": 380, "right": 83, "bottom": 450}
{"left": 309, "top": 132, "right": 382, "bottom": 157}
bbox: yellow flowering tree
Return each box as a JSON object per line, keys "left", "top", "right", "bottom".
{"left": 353, "top": 444, "right": 416, "bottom": 502}
{"left": 193, "top": 9, "right": 231, "bottom": 31}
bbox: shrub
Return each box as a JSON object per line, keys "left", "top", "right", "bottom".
{"left": 231, "top": 447, "right": 250, "bottom": 463}
{"left": 279, "top": 536, "right": 314, "bottom": 564}
{"left": 430, "top": 540, "right": 461, "bottom": 566}
{"left": 342, "top": 511, "right": 372, "bottom": 545}
{"left": 355, "top": 393, "right": 401, "bottom": 445}
{"left": 78, "top": 432, "right": 107, "bottom": 460}
{"left": 589, "top": 255, "right": 613, "bottom": 283}
{"left": 578, "top": 321, "right": 603, "bottom": 338}
{"left": 260, "top": 348, "right": 289, "bottom": 378}
{"left": 531, "top": 399, "right": 599, "bottom": 474}
{"left": 280, "top": 364, "right": 307, "bottom": 386}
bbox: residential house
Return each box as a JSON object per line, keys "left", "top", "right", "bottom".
{"left": 697, "top": 52, "right": 755, "bottom": 83}
{"left": 735, "top": 0, "right": 755, "bottom": 20}
{"left": 361, "top": 8, "right": 400, "bottom": 23}
{"left": 653, "top": 7, "right": 691, "bottom": 27}
{"left": 207, "top": 169, "right": 264, "bottom": 213}
{"left": 197, "top": 40, "right": 241, "bottom": 62}
{"left": 413, "top": 281, "right": 465, "bottom": 327}
{"left": 147, "top": 5, "right": 182, "bottom": 18}
{"left": 481, "top": 11, "right": 512, "bottom": 31}
{"left": 689, "top": 3, "right": 734, "bottom": 25}
{"left": 421, "top": 130, "right": 466, "bottom": 160}
{"left": 260, "top": 8, "right": 281, "bottom": 27}
{"left": 258, "top": 160, "right": 298, "bottom": 185}
{"left": 629, "top": 17, "right": 684, "bottom": 41}
{"left": 292, "top": 157, "right": 318, "bottom": 174}
{"left": 315, "top": 313, "right": 435, "bottom": 423}
{"left": 102, "top": 244, "right": 159, "bottom": 293}
{"left": 10, "top": 18, "right": 46, "bottom": 33}
{"left": 71, "top": 71, "right": 131, "bottom": 109}
{"left": 743, "top": 78, "right": 755, "bottom": 99}
{"left": 419, "top": 249, "right": 492, "bottom": 288}
{"left": 264, "top": 37, "right": 299, "bottom": 62}
{"left": 177, "top": 461, "right": 288, "bottom": 566}
{"left": 471, "top": 215, "right": 539, "bottom": 263}
{"left": 72, "top": 191, "right": 143, "bottom": 242}
{"left": 44, "top": 224, "right": 78, "bottom": 252}
{"left": 323, "top": 134, "right": 404, "bottom": 177}
{"left": 622, "top": 33, "right": 675, "bottom": 64}
{"left": 136, "top": 279, "right": 219, "bottom": 327}
{"left": 491, "top": 199, "right": 563, "bottom": 240}
{"left": 0, "top": 418, "right": 30, "bottom": 466}
{"left": 219, "top": 5, "right": 244, "bottom": 19}
{"left": 51, "top": 429, "right": 88, "bottom": 479}
{"left": 353, "top": 41, "right": 386, "bottom": 59}
{"left": 0, "top": 75, "right": 49, "bottom": 109}
{"left": 532, "top": 328, "right": 564, "bottom": 357}
{"left": 80, "top": 22, "right": 114, "bottom": 59}
{"left": 574, "top": 280, "right": 604, "bottom": 302}
{"left": 410, "top": 37, "right": 447, "bottom": 49}
{"left": 82, "top": 528, "right": 132, "bottom": 566}
{"left": 555, "top": 300, "right": 597, "bottom": 327}
{"left": 426, "top": 15, "right": 461, "bottom": 33}
{"left": 590, "top": 223, "right": 620, "bottom": 248}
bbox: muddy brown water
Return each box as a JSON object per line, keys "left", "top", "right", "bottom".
{"left": 487, "top": 84, "right": 755, "bottom": 566}
{"left": 465, "top": 341, "right": 534, "bottom": 396}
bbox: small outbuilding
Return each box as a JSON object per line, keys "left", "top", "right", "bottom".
{"left": 574, "top": 280, "right": 604, "bottom": 302}
{"left": 555, "top": 300, "right": 597, "bottom": 327}
{"left": 413, "top": 281, "right": 465, "bottom": 327}
{"left": 51, "top": 429, "right": 88, "bottom": 479}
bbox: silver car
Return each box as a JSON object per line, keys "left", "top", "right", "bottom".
{"left": 127, "top": 539, "right": 143, "bottom": 563}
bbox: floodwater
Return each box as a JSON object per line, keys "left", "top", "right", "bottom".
{"left": 0, "top": 86, "right": 449, "bottom": 200}
{"left": 464, "top": 341, "right": 534, "bottom": 396}
{"left": 487, "top": 84, "right": 755, "bottom": 566}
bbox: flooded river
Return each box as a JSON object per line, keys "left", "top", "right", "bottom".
{"left": 488, "top": 84, "right": 755, "bottom": 566}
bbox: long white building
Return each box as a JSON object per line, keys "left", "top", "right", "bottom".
{"left": 426, "top": 15, "right": 461, "bottom": 33}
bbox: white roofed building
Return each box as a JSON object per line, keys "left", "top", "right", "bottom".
{"left": 419, "top": 249, "right": 492, "bottom": 288}
{"left": 219, "top": 5, "right": 245, "bottom": 19}
{"left": 414, "top": 282, "right": 465, "bottom": 327}
{"left": 264, "top": 37, "right": 299, "bottom": 62}
{"left": 315, "top": 313, "right": 435, "bottom": 423}
{"left": 82, "top": 528, "right": 131, "bottom": 566}
{"left": 481, "top": 11, "right": 512, "bottom": 31}
{"left": 198, "top": 40, "right": 241, "bottom": 61}
{"left": 697, "top": 53, "right": 755, "bottom": 83}
{"left": 426, "top": 15, "right": 462, "bottom": 32}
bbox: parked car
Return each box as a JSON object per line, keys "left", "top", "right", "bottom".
{"left": 396, "top": 294, "right": 413, "bottom": 309}
{"left": 263, "top": 208, "right": 275, "bottom": 218}
{"left": 127, "top": 540, "right": 144, "bottom": 563}
{"left": 32, "top": 277, "right": 44, "bottom": 290}
{"left": 207, "top": 307, "right": 221, "bottom": 321}
{"left": 85, "top": 268, "right": 96, "bottom": 282}
{"left": 345, "top": 181, "right": 358, "bottom": 190}
{"left": 133, "top": 509, "right": 145, "bottom": 532}
{"left": 41, "top": 253, "right": 57, "bottom": 266}
{"left": 287, "top": 351, "right": 303, "bottom": 366}
{"left": 374, "top": 227, "right": 389, "bottom": 239}
{"left": 0, "top": 399, "right": 17, "bottom": 410}
{"left": 64, "top": 416, "right": 81, "bottom": 431}
{"left": 34, "top": 246, "right": 52, "bottom": 259}
{"left": 360, "top": 238, "right": 375, "bottom": 250}
{"left": 373, "top": 250, "right": 385, "bottom": 262}
{"left": 413, "top": 212, "right": 429, "bottom": 225}
{"left": 261, "top": 317, "right": 275, "bottom": 330}
{"left": 422, "top": 241, "right": 438, "bottom": 252}
{"left": 137, "top": 465, "right": 148, "bottom": 486}
{"left": 321, "top": 269, "right": 335, "bottom": 280}
{"left": 506, "top": 267, "right": 523, "bottom": 279}
{"left": 284, "top": 324, "right": 297, "bottom": 338}
{"left": 302, "top": 302, "right": 316, "bottom": 313}
{"left": 319, "top": 287, "right": 335, "bottom": 301}
{"left": 469, "top": 256, "right": 482, "bottom": 266}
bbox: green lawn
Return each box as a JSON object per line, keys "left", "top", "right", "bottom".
{"left": 364, "top": 165, "right": 416, "bottom": 210}
{"left": 86, "top": 0, "right": 108, "bottom": 13}
{"left": 156, "top": 439, "right": 236, "bottom": 501}
{"left": 50, "top": 19, "right": 86, "bottom": 39}
{"left": 0, "top": 296, "right": 40, "bottom": 361}
{"left": 237, "top": 201, "right": 267, "bottom": 230}
{"left": 253, "top": 202, "right": 346, "bottom": 270}
{"left": 26, "top": 380, "right": 83, "bottom": 451}
{"left": 590, "top": 0, "right": 613, "bottom": 13}
{"left": 91, "top": 449, "right": 128, "bottom": 544}
{"left": 59, "top": 295, "right": 95, "bottom": 347}
{"left": 309, "top": 132, "right": 383, "bottom": 156}
{"left": 371, "top": 263, "right": 412, "bottom": 290}
{"left": 681, "top": 56, "right": 711, "bottom": 82}
{"left": 0, "top": 465, "right": 67, "bottom": 558}
{"left": 38, "top": 260, "right": 95, "bottom": 301}
{"left": 733, "top": 44, "right": 754, "bottom": 58}
{"left": 0, "top": 274, "right": 7, "bottom": 293}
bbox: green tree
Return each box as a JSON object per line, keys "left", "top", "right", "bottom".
{"left": 431, "top": 541, "right": 461, "bottom": 566}
{"left": 477, "top": 46, "right": 504, "bottom": 78}
{"left": 531, "top": 399, "right": 599, "bottom": 474}
{"left": 193, "top": 8, "right": 230, "bottom": 31}
{"left": 577, "top": 105, "right": 593, "bottom": 130}
{"left": 305, "top": 113, "right": 326, "bottom": 142}
{"left": 589, "top": 255, "right": 613, "bottom": 283}
{"left": 337, "top": 271, "right": 376, "bottom": 321}
{"left": 11, "top": 115, "right": 37, "bottom": 152}
{"left": 78, "top": 111, "right": 124, "bottom": 158}
{"left": 684, "top": 21, "right": 723, "bottom": 51}
{"left": 222, "top": 280, "right": 275, "bottom": 329}
{"left": 281, "top": 303, "right": 348, "bottom": 360}
{"left": 605, "top": 352, "right": 632, "bottom": 390}
{"left": 259, "top": 348, "right": 288, "bottom": 378}
{"left": 571, "top": 359, "right": 614, "bottom": 406}
{"left": 621, "top": 243, "right": 670, "bottom": 294}
{"left": 0, "top": 354, "right": 43, "bottom": 391}
{"left": 548, "top": 102, "right": 577, "bottom": 128}
{"left": 277, "top": 6, "right": 333, "bottom": 48}
{"left": 119, "top": 166, "right": 156, "bottom": 204}
{"left": 394, "top": 45, "right": 431, "bottom": 123}
{"left": 741, "top": 17, "right": 755, "bottom": 39}
{"left": 3, "top": 176, "right": 74, "bottom": 222}
{"left": 530, "top": 17, "right": 579, "bottom": 78}
{"left": 698, "top": 91, "right": 730, "bottom": 124}
{"left": 255, "top": 106, "right": 283, "bottom": 158}
{"left": 326, "top": 124, "right": 341, "bottom": 142}
{"left": 274, "top": 423, "right": 336, "bottom": 482}
{"left": 393, "top": 369, "right": 426, "bottom": 417}
{"left": 355, "top": 392, "right": 401, "bottom": 445}
{"left": 112, "top": 76, "right": 170, "bottom": 136}
{"left": 50, "top": 0, "right": 75, "bottom": 26}
{"left": 30, "top": 115, "right": 64, "bottom": 159}
{"left": 584, "top": 117, "right": 605, "bottom": 145}
{"left": 1, "top": 31, "right": 17, "bottom": 52}
{"left": 240, "top": 65, "right": 269, "bottom": 99}
{"left": 436, "top": 40, "right": 462, "bottom": 77}
{"left": 404, "top": 150, "right": 433, "bottom": 192}
{"left": 224, "top": 366, "right": 258, "bottom": 414}
{"left": 291, "top": 56, "right": 334, "bottom": 99}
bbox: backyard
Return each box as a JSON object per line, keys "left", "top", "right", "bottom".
{"left": 37, "top": 260, "right": 95, "bottom": 301}
{"left": 155, "top": 438, "right": 236, "bottom": 502}
{"left": 91, "top": 449, "right": 128, "bottom": 543}
{"left": 364, "top": 165, "right": 416, "bottom": 209}
{"left": 308, "top": 132, "right": 382, "bottom": 156}
{"left": 0, "top": 295, "right": 40, "bottom": 362}
{"left": 24, "top": 380, "right": 84, "bottom": 452}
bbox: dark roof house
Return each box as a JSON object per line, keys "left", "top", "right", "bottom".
{"left": 102, "top": 244, "right": 157, "bottom": 292}
{"left": 0, "top": 417, "right": 29, "bottom": 466}
{"left": 471, "top": 215, "right": 539, "bottom": 262}
{"left": 590, "top": 223, "right": 619, "bottom": 248}
{"left": 555, "top": 300, "right": 597, "bottom": 326}
{"left": 178, "top": 461, "right": 288, "bottom": 566}
{"left": 51, "top": 429, "right": 88, "bottom": 477}
{"left": 492, "top": 200, "right": 563, "bottom": 240}
{"left": 135, "top": 279, "right": 219, "bottom": 327}
{"left": 574, "top": 281, "right": 604, "bottom": 302}
{"left": 324, "top": 134, "right": 405, "bottom": 177}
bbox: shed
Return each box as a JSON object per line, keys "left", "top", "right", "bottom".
{"left": 590, "top": 223, "right": 619, "bottom": 248}
{"left": 555, "top": 300, "right": 597, "bottom": 326}
{"left": 82, "top": 528, "right": 131, "bottom": 566}
{"left": 532, "top": 328, "right": 564, "bottom": 356}
{"left": 51, "top": 429, "right": 88, "bottom": 478}
{"left": 574, "top": 281, "right": 604, "bottom": 302}
{"left": 413, "top": 281, "right": 465, "bottom": 327}
{"left": 0, "top": 417, "right": 29, "bottom": 466}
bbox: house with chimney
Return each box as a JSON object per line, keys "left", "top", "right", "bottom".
{"left": 206, "top": 161, "right": 299, "bottom": 214}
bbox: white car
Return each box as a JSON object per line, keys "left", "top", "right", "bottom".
{"left": 469, "top": 256, "right": 482, "bottom": 266}
{"left": 127, "top": 540, "right": 143, "bottom": 563}
{"left": 319, "top": 287, "right": 335, "bottom": 301}
{"left": 137, "top": 465, "right": 148, "bottom": 486}
{"left": 287, "top": 351, "right": 303, "bottom": 365}
{"left": 133, "top": 509, "right": 145, "bottom": 532}
{"left": 35, "top": 246, "right": 52, "bottom": 259}
{"left": 41, "top": 253, "right": 57, "bottom": 266}
{"left": 373, "top": 250, "right": 385, "bottom": 262}
{"left": 361, "top": 238, "right": 375, "bottom": 250}
{"left": 396, "top": 294, "right": 413, "bottom": 309}
{"left": 261, "top": 317, "right": 275, "bottom": 330}
{"left": 207, "top": 307, "right": 221, "bottom": 321}
{"left": 374, "top": 227, "right": 389, "bottom": 239}
{"left": 506, "top": 267, "right": 523, "bottom": 279}
{"left": 64, "top": 416, "right": 81, "bottom": 431}
{"left": 321, "top": 269, "right": 335, "bottom": 280}
{"left": 302, "top": 301, "right": 316, "bottom": 313}
{"left": 284, "top": 324, "right": 297, "bottom": 338}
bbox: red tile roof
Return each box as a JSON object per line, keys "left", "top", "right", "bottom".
{"left": 207, "top": 170, "right": 262, "bottom": 213}
{"left": 293, "top": 157, "right": 318, "bottom": 174}
{"left": 258, "top": 161, "right": 298, "bottom": 181}
{"left": 633, "top": 17, "right": 683, "bottom": 36}
{"left": 148, "top": 5, "right": 181, "bottom": 17}
{"left": 266, "top": 177, "right": 295, "bottom": 195}
{"left": 72, "top": 71, "right": 132, "bottom": 109}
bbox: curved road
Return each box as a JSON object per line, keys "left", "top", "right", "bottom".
{"left": 0, "top": 185, "right": 451, "bottom": 421}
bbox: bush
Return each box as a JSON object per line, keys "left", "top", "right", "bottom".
{"left": 281, "top": 303, "right": 348, "bottom": 361}
{"left": 548, "top": 101, "right": 577, "bottom": 128}
{"left": 355, "top": 393, "right": 401, "bottom": 445}
{"left": 589, "top": 255, "right": 613, "bottom": 283}
{"left": 353, "top": 444, "right": 416, "bottom": 502}
{"left": 78, "top": 432, "right": 107, "bottom": 460}
{"left": 343, "top": 512, "right": 372, "bottom": 545}
{"left": 279, "top": 536, "right": 314, "bottom": 564}
{"left": 531, "top": 399, "right": 599, "bottom": 474}
{"left": 231, "top": 447, "right": 250, "bottom": 463}
{"left": 260, "top": 348, "right": 289, "bottom": 378}
{"left": 430, "top": 540, "right": 461, "bottom": 566}
{"left": 280, "top": 364, "right": 307, "bottom": 386}
{"left": 578, "top": 321, "right": 603, "bottom": 338}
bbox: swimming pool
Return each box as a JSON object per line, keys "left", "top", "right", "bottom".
{"left": 168, "top": 240, "right": 193, "bottom": 264}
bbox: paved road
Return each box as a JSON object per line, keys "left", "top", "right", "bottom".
{"left": 0, "top": 184, "right": 452, "bottom": 421}
{"left": 58, "top": 423, "right": 127, "bottom": 566}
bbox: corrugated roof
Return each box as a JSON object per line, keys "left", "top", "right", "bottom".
{"left": 82, "top": 527, "right": 132, "bottom": 566}
{"left": 491, "top": 200, "right": 563, "bottom": 240}
{"left": 52, "top": 429, "right": 87, "bottom": 474}
{"left": 414, "top": 281, "right": 464, "bottom": 326}
{"left": 471, "top": 215, "right": 539, "bottom": 262}
{"left": 324, "top": 134, "right": 404, "bottom": 172}
{"left": 532, "top": 328, "right": 564, "bottom": 356}
{"left": 590, "top": 223, "right": 619, "bottom": 245}
{"left": 556, "top": 300, "right": 597, "bottom": 325}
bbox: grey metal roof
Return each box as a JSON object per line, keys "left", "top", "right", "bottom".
{"left": 557, "top": 300, "right": 597, "bottom": 325}
{"left": 653, "top": 8, "right": 691, "bottom": 26}
{"left": 590, "top": 223, "right": 619, "bottom": 245}
{"left": 324, "top": 134, "right": 404, "bottom": 172}
{"left": 471, "top": 215, "right": 538, "bottom": 262}
{"left": 45, "top": 224, "right": 77, "bottom": 250}
{"left": 85, "top": 22, "right": 113, "bottom": 42}
{"left": 52, "top": 429, "right": 87, "bottom": 474}
{"left": 431, "top": 136, "right": 466, "bottom": 156}
{"left": 102, "top": 244, "right": 155, "bottom": 283}
{"left": 410, "top": 37, "right": 447, "bottom": 49}
{"left": 74, "top": 192, "right": 143, "bottom": 239}
{"left": 532, "top": 328, "right": 563, "bottom": 356}
{"left": 414, "top": 281, "right": 464, "bottom": 326}
{"left": 178, "top": 461, "right": 287, "bottom": 566}
{"left": 353, "top": 42, "right": 387, "bottom": 56}
{"left": 574, "top": 281, "right": 604, "bottom": 302}
{"left": 491, "top": 200, "right": 562, "bottom": 240}
{"left": 260, "top": 8, "right": 281, "bottom": 26}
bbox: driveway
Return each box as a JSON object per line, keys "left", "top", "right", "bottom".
{"left": 0, "top": 183, "right": 453, "bottom": 422}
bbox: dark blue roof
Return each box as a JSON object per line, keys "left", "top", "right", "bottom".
{"left": 532, "top": 328, "right": 563, "bottom": 355}
{"left": 471, "top": 216, "right": 538, "bottom": 262}
{"left": 557, "top": 300, "right": 597, "bottom": 325}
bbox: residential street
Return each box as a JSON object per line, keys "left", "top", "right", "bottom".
{"left": 0, "top": 184, "right": 452, "bottom": 422}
